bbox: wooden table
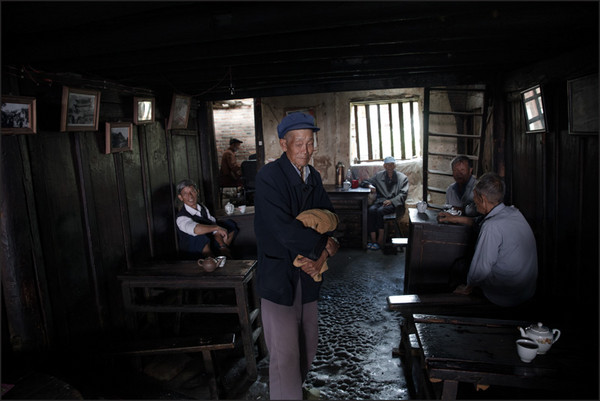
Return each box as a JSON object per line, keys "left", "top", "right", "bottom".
{"left": 401, "top": 314, "right": 596, "bottom": 400}
{"left": 405, "top": 208, "right": 474, "bottom": 293}
{"left": 118, "top": 259, "right": 265, "bottom": 379}
{"left": 324, "top": 185, "right": 371, "bottom": 249}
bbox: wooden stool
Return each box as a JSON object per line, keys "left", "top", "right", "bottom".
{"left": 383, "top": 213, "right": 402, "bottom": 243}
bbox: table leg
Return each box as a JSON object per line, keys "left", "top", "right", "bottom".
{"left": 361, "top": 197, "right": 368, "bottom": 249}
{"left": 251, "top": 277, "right": 268, "bottom": 359}
{"left": 441, "top": 379, "right": 459, "bottom": 400}
{"left": 235, "top": 284, "right": 257, "bottom": 379}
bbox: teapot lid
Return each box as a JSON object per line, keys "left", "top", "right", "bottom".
{"left": 528, "top": 322, "right": 550, "bottom": 334}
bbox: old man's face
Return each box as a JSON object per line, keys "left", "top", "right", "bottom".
{"left": 280, "top": 129, "right": 315, "bottom": 170}
{"left": 452, "top": 160, "right": 472, "bottom": 185}
{"left": 178, "top": 185, "right": 199, "bottom": 209}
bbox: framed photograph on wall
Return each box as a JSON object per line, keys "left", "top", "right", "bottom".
{"left": 133, "top": 97, "right": 155, "bottom": 124}
{"left": 567, "top": 74, "right": 598, "bottom": 135}
{"left": 105, "top": 122, "right": 133, "bottom": 154}
{"left": 60, "top": 86, "right": 101, "bottom": 132}
{"left": 1, "top": 95, "right": 37, "bottom": 135}
{"left": 167, "top": 94, "right": 191, "bottom": 130}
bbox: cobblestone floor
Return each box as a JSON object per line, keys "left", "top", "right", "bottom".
{"left": 243, "top": 247, "right": 409, "bottom": 400}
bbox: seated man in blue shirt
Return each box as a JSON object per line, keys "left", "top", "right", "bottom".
{"left": 437, "top": 172, "right": 538, "bottom": 307}
{"left": 175, "top": 179, "right": 238, "bottom": 258}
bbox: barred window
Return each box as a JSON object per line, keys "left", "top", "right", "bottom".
{"left": 350, "top": 100, "right": 421, "bottom": 163}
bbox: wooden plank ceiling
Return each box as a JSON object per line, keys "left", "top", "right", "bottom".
{"left": 2, "top": 1, "right": 598, "bottom": 100}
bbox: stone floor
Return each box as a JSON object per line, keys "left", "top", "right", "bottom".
{"left": 241, "top": 247, "right": 409, "bottom": 400}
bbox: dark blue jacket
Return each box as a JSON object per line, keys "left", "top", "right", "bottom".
{"left": 254, "top": 152, "right": 334, "bottom": 305}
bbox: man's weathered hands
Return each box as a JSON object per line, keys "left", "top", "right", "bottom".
{"left": 299, "top": 251, "right": 328, "bottom": 278}
{"left": 298, "top": 237, "right": 339, "bottom": 278}
{"left": 383, "top": 199, "right": 392, "bottom": 206}
{"left": 325, "top": 237, "right": 340, "bottom": 257}
{"left": 437, "top": 211, "right": 452, "bottom": 223}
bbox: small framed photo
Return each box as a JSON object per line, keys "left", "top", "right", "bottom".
{"left": 133, "top": 97, "right": 155, "bottom": 124}
{"left": 567, "top": 74, "right": 598, "bottom": 135}
{"left": 105, "top": 122, "right": 133, "bottom": 154}
{"left": 1, "top": 95, "right": 37, "bottom": 135}
{"left": 167, "top": 94, "right": 191, "bottom": 130}
{"left": 61, "top": 86, "right": 101, "bottom": 132}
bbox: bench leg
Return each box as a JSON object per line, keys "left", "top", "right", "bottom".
{"left": 202, "top": 350, "right": 222, "bottom": 400}
{"left": 441, "top": 379, "right": 459, "bottom": 400}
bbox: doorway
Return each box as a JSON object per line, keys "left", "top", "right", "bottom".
{"left": 212, "top": 98, "right": 257, "bottom": 206}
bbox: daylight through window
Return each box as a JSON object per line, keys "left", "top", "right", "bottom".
{"left": 350, "top": 100, "right": 421, "bottom": 163}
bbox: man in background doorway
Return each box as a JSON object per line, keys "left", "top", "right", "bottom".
{"left": 220, "top": 138, "right": 243, "bottom": 187}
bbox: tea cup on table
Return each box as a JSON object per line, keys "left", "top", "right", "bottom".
{"left": 238, "top": 205, "right": 246, "bottom": 214}
{"left": 416, "top": 201, "right": 428, "bottom": 213}
{"left": 516, "top": 338, "right": 539, "bottom": 363}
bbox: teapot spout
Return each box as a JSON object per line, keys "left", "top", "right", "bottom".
{"left": 517, "top": 326, "right": 527, "bottom": 337}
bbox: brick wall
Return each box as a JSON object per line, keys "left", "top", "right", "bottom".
{"left": 213, "top": 100, "right": 256, "bottom": 163}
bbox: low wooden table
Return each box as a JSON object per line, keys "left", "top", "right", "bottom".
{"left": 401, "top": 314, "right": 597, "bottom": 400}
{"left": 405, "top": 208, "right": 474, "bottom": 293}
{"left": 118, "top": 259, "right": 266, "bottom": 380}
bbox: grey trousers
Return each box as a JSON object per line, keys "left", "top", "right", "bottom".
{"left": 260, "top": 279, "right": 319, "bottom": 400}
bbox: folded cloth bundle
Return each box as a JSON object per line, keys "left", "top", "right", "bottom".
{"left": 293, "top": 208, "right": 339, "bottom": 282}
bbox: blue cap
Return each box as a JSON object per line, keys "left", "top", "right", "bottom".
{"left": 277, "top": 112, "right": 320, "bottom": 139}
{"left": 384, "top": 156, "right": 395, "bottom": 163}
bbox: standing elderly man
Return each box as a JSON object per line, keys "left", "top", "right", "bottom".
{"left": 220, "top": 138, "right": 243, "bottom": 187}
{"left": 362, "top": 156, "right": 409, "bottom": 250}
{"left": 254, "top": 112, "right": 339, "bottom": 400}
{"left": 438, "top": 172, "right": 538, "bottom": 307}
{"left": 445, "top": 155, "right": 478, "bottom": 216}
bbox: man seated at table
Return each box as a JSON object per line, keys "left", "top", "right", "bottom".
{"left": 361, "top": 156, "right": 409, "bottom": 250}
{"left": 175, "top": 179, "right": 238, "bottom": 259}
{"left": 437, "top": 172, "right": 538, "bottom": 307}
{"left": 445, "top": 155, "right": 479, "bottom": 216}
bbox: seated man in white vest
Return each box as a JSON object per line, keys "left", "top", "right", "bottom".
{"left": 175, "top": 179, "right": 238, "bottom": 258}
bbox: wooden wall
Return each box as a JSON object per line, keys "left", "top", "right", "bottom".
{"left": 501, "top": 46, "right": 598, "bottom": 311}
{"left": 1, "top": 82, "right": 218, "bottom": 353}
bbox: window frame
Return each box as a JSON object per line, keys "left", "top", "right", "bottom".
{"left": 350, "top": 99, "right": 421, "bottom": 163}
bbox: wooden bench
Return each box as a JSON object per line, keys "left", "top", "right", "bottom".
{"left": 110, "top": 333, "right": 235, "bottom": 399}
{"left": 387, "top": 293, "right": 494, "bottom": 314}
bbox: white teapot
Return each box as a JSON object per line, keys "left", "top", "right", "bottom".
{"left": 518, "top": 322, "right": 561, "bottom": 354}
{"left": 224, "top": 202, "right": 235, "bottom": 215}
